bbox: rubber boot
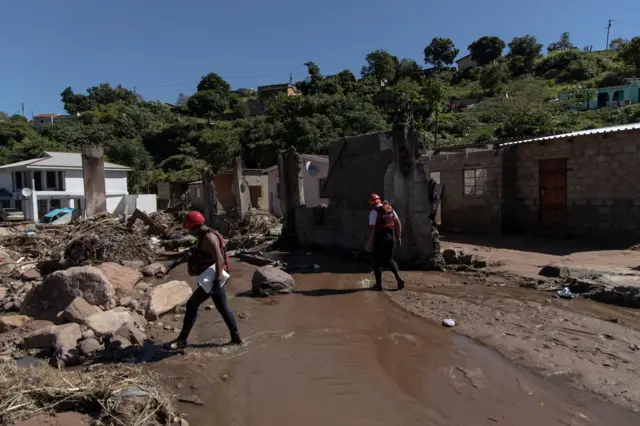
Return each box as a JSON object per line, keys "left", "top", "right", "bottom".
{"left": 397, "top": 279, "right": 405, "bottom": 291}
{"left": 230, "top": 331, "right": 243, "bottom": 345}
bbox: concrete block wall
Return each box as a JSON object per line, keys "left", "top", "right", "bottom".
{"left": 514, "top": 129, "right": 640, "bottom": 238}
{"left": 422, "top": 149, "right": 505, "bottom": 234}
{"left": 295, "top": 205, "right": 367, "bottom": 251}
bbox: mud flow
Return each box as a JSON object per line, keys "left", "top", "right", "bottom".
{"left": 157, "top": 255, "right": 640, "bottom": 426}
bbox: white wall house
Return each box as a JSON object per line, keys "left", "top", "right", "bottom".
{"left": 0, "top": 151, "right": 156, "bottom": 221}
{"left": 265, "top": 154, "right": 329, "bottom": 217}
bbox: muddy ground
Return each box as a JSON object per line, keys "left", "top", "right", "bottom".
{"left": 134, "top": 250, "right": 640, "bottom": 426}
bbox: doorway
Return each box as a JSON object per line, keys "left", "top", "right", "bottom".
{"left": 597, "top": 92, "right": 609, "bottom": 108}
{"left": 539, "top": 158, "right": 567, "bottom": 228}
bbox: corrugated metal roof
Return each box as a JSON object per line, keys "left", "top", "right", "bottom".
{"left": 498, "top": 122, "right": 640, "bottom": 147}
{"left": 0, "top": 151, "right": 131, "bottom": 171}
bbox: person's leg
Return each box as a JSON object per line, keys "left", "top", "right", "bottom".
{"left": 372, "top": 237, "right": 383, "bottom": 290}
{"left": 171, "top": 286, "right": 209, "bottom": 347}
{"left": 211, "top": 284, "right": 242, "bottom": 344}
{"left": 384, "top": 236, "right": 404, "bottom": 289}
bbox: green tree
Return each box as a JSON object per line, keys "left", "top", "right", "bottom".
{"left": 199, "top": 122, "right": 241, "bottom": 172}
{"left": 186, "top": 90, "right": 229, "bottom": 120}
{"left": 479, "top": 64, "right": 508, "bottom": 95}
{"left": 547, "top": 32, "right": 576, "bottom": 52}
{"left": 361, "top": 50, "right": 399, "bottom": 83}
{"left": 507, "top": 35, "right": 542, "bottom": 75}
{"left": 620, "top": 37, "right": 640, "bottom": 74}
{"left": 609, "top": 37, "right": 628, "bottom": 51}
{"left": 468, "top": 36, "right": 506, "bottom": 66}
{"left": 423, "top": 37, "right": 459, "bottom": 71}
{"left": 569, "top": 84, "right": 597, "bottom": 110}
{"left": 396, "top": 58, "right": 424, "bottom": 82}
{"left": 422, "top": 77, "right": 450, "bottom": 146}
{"left": 196, "top": 72, "right": 231, "bottom": 93}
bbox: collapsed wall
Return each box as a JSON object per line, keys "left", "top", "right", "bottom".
{"left": 291, "top": 128, "right": 441, "bottom": 266}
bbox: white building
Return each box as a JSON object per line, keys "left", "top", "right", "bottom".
{"left": 265, "top": 154, "right": 329, "bottom": 217}
{"left": 33, "top": 113, "right": 79, "bottom": 130}
{"left": 0, "top": 151, "right": 156, "bottom": 221}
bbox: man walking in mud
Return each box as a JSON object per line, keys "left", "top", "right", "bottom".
{"left": 365, "top": 194, "right": 405, "bottom": 291}
{"left": 167, "top": 211, "right": 242, "bottom": 349}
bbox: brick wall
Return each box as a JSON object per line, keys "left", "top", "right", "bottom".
{"left": 513, "top": 128, "right": 640, "bottom": 238}
{"left": 423, "top": 149, "right": 506, "bottom": 234}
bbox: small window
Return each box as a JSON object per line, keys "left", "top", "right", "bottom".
{"left": 46, "top": 171, "right": 57, "bottom": 189}
{"left": 34, "top": 171, "right": 43, "bottom": 191}
{"left": 463, "top": 168, "right": 487, "bottom": 196}
{"left": 40, "top": 119, "right": 44, "bottom": 124}
{"left": 50, "top": 199, "right": 61, "bottom": 209}
{"left": 14, "top": 200, "right": 22, "bottom": 211}
{"left": 194, "top": 186, "right": 201, "bottom": 198}
{"left": 430, "top": 171, "right": 441, "bottom": 184}
{"left": 318, "top": 178, "right": 327, "bottom": 194}
{"left": 57, "top": 171, "right": 65, "bottom": 191}
{"left": 14, "top": 172, "right": 23, "bottom": 190}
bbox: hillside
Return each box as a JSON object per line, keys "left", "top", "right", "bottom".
{"left": 2, "top": 32, "right": 640, "bottom": 192}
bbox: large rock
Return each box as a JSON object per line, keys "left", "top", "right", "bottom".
{"left": 84, "top": 310, "right": 134, "bottom": 336}
{"left": 21, "top": 266, "right": 116, "bottom": 322}
{"left": 252, "top": 266, "right": 295, "bottom": 297}
{"left": 0, "top": 287, "right": 7, "bottom": 300}
{"left": 21, "top": 269, "right": 42, "bottom": 282}
{"left": 120, "top": 260, "right": 145, "bottom": 270}
{"left": 147, "top": 281, "right": 192, "bottom": 320}
{"left": 0, "top": 315, "right": 31, "bottom": 332}
{"left": 79, "top": 338, "right": 102, "bottom": 355}
{"left": 141, "top": 263, "right": 167, "bottom": 277}
{"left": 115, "top": 323, "right": 147, "bottom": 345}
{"left": 98, "top": 263, "right": 142, "bottom": 293}
{"left": 442, "top": 248, "right": 467, "bottom": 265}
{"left": 22, "top": 323, "right": 82, "bottom": 350}
{"left": 60, "top": 297, "right": 102, "bottom": 324}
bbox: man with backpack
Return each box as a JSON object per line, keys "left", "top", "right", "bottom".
{"left": 365, "top": 194, "right": 405, "bottom": 291}
{"left": 167, "top": 211, "right": 242, "bottom": 349}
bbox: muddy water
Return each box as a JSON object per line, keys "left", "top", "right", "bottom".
{"left": 158, "top": 259, "right": 639, "bottom": 426}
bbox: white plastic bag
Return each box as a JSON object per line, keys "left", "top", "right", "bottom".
{"left": 197, "top": 265, "right": 230, "bottom": 294}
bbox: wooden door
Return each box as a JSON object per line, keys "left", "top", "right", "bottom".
{"left": 539, "top": 159, "right": 567, "bottom": 227}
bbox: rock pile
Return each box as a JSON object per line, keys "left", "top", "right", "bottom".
{"left": 442, "top": 247, "right": 488, "bottom": 269}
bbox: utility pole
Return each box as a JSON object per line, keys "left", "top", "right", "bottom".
{"left": 606, "top": 19, "right": 612, "bottom": 50}
{"left": 133, "top": 85, "right": 137, "bottom": 94}
{"left": 21, "top": 103, "right": 25, "bottom": 117}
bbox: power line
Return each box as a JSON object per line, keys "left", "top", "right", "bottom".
{"left": 611, "top": 19, "right": 640, "bottom": 28}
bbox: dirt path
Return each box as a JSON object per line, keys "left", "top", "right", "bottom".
{"left": 149, "top": 256, "right": 639, "bottom": 425}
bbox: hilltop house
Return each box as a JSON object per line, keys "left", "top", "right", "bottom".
{"left": 456, "top": 54, "right": 477, "bottom": 71}
{"left": 560, "top": 78, "right": 640, "bottom": 109}
{"left": 33, "top": 113, "right": 79, "bottom": 130}
{"left": 0, "top": 151, "right": 155, "bottom": 221}
{"left": 265, "top": 154, "right": 328, "bottom": 217}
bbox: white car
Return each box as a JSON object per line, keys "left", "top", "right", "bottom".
{"left": 0, "top": 208, "right": 25, "bottom": 221}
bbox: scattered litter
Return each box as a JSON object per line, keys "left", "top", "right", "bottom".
{"left": 178, "top": 395, "right": 205, "bottom": 406}
{"left": 557, "top": 287, "right": 575, "bottom": 300}
{"left": 443, "top": 319, "right": 456, "bottom": 327}
{"left": 313, "top": 264, "right": 320, "bottom": 272}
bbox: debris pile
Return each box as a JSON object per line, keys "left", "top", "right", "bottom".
{"left": 226, "top": 209, "right": 282, "bottom": 251}
{"left": 0, "top": 361, "right": 175, "bottom": 425}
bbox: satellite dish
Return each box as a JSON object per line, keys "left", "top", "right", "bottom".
{"left": 305, "top": 161, "right": 319, "bottom": 177}
{"left": 21, "top": 188, "right": 32, "bottom": 197}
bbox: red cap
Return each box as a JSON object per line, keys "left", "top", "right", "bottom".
{"left": 183, "top": 211, "right": 205, "bottom": 229}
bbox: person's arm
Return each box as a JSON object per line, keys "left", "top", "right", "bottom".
{"left": 202, "top": 233, "right": 224, "bottom": 281}
{"left": 393, "top": 212, "right": 402, "bottom": 245}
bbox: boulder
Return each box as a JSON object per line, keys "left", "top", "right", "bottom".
{"left": 141, "top": 263, "right": 167, "bottom": 277}
{"left": 21, "top": 269, "right": 41, "bottom": 282}
{"left": 79, "top": 338, "right": 101, "bottom": 355}
{"left": 21, "top": 266, "right": 116, "bottom": 322}
{"left": 60, "top": 297, "right": 102, "bottom": 324}
{"left": 22, "top": 323, "right": 82, "bottom": 350}
{"left": 98, "top": 263, "right": 142, "bottom": 293}
{"left": 131, "top": 312, "right": 148, "bottom": 327}
{"left": 84, "top": 310, "right": 134, "bottom": 336}
{"left": 0, "top": 250, "right": 16, "bottom": 275}
{"left": 0, "top": 287, "right": 7, "bottom": 300}
{"left": 115, "top": 323, "right": 147, "bottom": 345}
{"left": 252, "top": 266, "right": 295, "bottom": 297}
{"left": 108, "top": 335, "right": 132, "bottom": 350}
{"left": 134, "top": 282, "right": 150, "bottom": 292}
{"left": 82, "top": 329, "right": 95, "bottom": 340}
{"left": 147, "top": 281, "right": 192, "bottom": 320}
{"left": 120, "top": 260, "right": 145, "bottom": 270}
{"left": 442, "top": 248, "right": 467, "bottom": 265}
{"left": 119, "top": 296, "right": 133, "bottom": 307}
{"left": 0, "top": 315, "right": 31, "bottom": 332}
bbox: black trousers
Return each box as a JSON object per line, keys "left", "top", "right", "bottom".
{"left": 177, "top": 284, "right": 239, "bottom": 342}
{"left": 372, "top": 231, "right": 402, "bottom": 286}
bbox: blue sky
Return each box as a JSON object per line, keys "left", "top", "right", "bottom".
{"left": 1, "top": 0, "right": 639, "bottom": 115}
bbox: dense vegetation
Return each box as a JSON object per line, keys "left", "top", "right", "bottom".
{"left": 2, "top": 32, "right": 640, "bottom": 192}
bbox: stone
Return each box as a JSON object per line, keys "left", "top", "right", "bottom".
{"left": 119, "top": 297, "right": 133, "bottom": 307}
{"left": 131, "top": 312, "right": 148, "bottom": 327}
{"left": 98, "top": 262, "right": 142, "bottom": 294}
{"left": 121, "top": 260, "right": 145, "bottom": 270}
{"left": 141, "top": 263, "right": 167, "bottom": 277}
{"left": 459, "top": 254, "right": 474, "bottom": 266}
{"left": 20, "top": 269, "right": 41, "bottom": 281}
{"left": 21, "top": 266, "right": 116, "bottom": 322}
{"left": 53, "top": 346, "right": 81, "bottom": 367}
{"left": 84, "top": 310, "right": 134, "bottom": 336}
{"left": 82, "top": 329, "right": 95, "bottom": 340}
{"left": 12, "top": 300, "right": 22, "bottom": 310}
{"left": 252, "top": 266, "right": 296, "bottom": 297}
{"left": 108, "top": 335, "right": 131, "bottom": 350}
{"left": 79, "top": 338, "right": 101, "bottom": 355}
{"left": 61, "top": 297, "right": 102, "bottom": 324}
{"left": 147, "top": 281, "right": 192, "bottom": 320}
{"left": 0, "top": 287, "right": 7, "bottom": 300}
{"left": 115, "top": 323, "right": 147, "bottom": 345}
{"left": 0, "top": 315, "right": 31, "bottom": 332}
{"left": 134, "top": 282, "right": 150, "bottom": 292}
{"left": 22, "top": 323, "right": 82, "bottom": 350}
{"left": 0, "top": 250, "right": 16, "bottom": 275}
{"left": 128, "top": 299, "right": 140, "bottom": 310}
{"left": 539, "top": 265, "right": 565, "bottom": 278}
{"left": 442, "top": 248, "right": 467, "bottom": 265}
{"left": 3, "top": 302, "right": 14, "bottom": 311}
{"left": 472, "top": 258, "right": 488, "bottom": 268}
